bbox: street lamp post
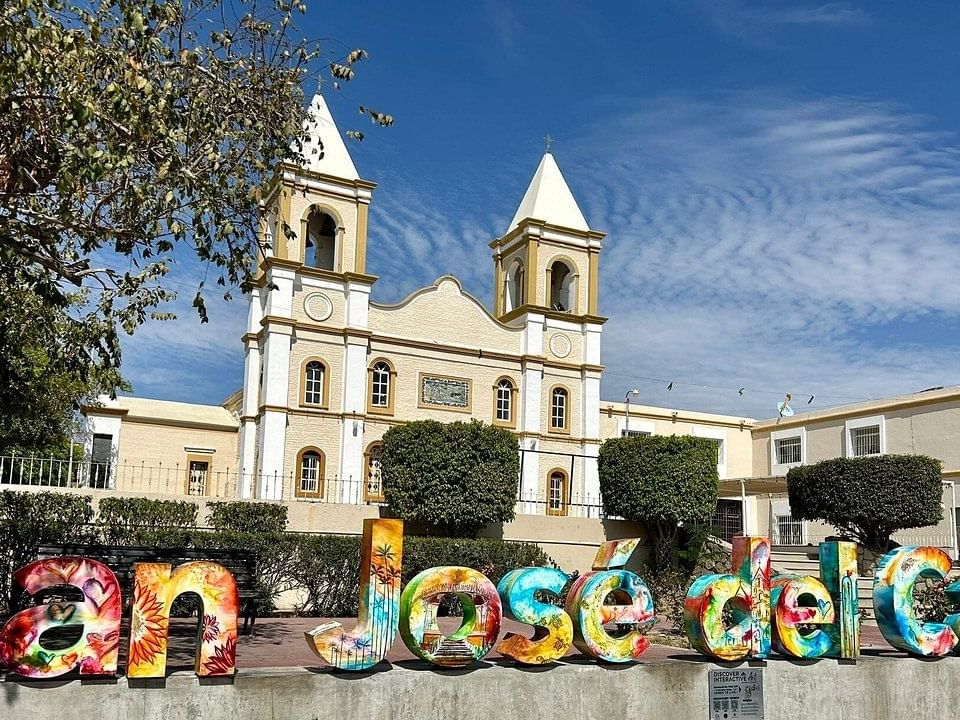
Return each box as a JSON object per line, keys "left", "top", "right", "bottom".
{"left": 624, "top": 388, "right": 640, "bottom": 435}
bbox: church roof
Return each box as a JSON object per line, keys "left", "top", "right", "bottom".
{"left": 508, "top": 152, "right": 589, "bottom": 233}
{"left": 299, "top": 92, "right": 360, "bottom": 181}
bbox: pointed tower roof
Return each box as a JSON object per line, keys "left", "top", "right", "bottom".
{"left": 508, "top": 152, "right": 589, "bottom": 233}
{"left": 299, "top": 93, "right": 360, "bottom": 180}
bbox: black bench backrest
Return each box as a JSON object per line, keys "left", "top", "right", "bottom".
{"left": 34, "top": 544, "right": 258, "bottom": 598}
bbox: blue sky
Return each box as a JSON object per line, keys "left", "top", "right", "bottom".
{"left": 121, "top": 1, "right": 960, "bottom": 419}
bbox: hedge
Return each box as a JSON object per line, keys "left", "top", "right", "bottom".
{"left": 0, "top": 491, "right": 95, "bottom": 613}
{"left": 787, "top": 454, "right": 943, "bottom": 554}
{"left": 206, "top": 501, "right": 288, "bottom": 534}
{"left": 97, "top": 496, "right": 197, "bottom": 543}
{"left": 381, "top": 419, "right": 519, "bottom": 537}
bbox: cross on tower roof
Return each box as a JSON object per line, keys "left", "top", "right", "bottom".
{"left": 544, "top": 134, "right": 554, "bottom": 154}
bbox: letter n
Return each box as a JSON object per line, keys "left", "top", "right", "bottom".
{"left": 127, "top": 561, "right": 239, "bottom": 678}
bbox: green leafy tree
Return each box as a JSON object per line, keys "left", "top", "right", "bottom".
{"left": 0, "top": 272, "right": 124, "bottom": 455}
{"left": 380, "top": 420, "right": 520, "bottom": 538}
{"left": 787, "top": 455, "right": 943, "bottom": 555}
{"left": 599, "top": 435, "right": 719, "bottom": 572}
{"left": 0, "top": 0, "right": 388, "bottom": 381}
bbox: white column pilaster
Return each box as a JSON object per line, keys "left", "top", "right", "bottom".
{"left": 519, "top": 313, "right": 545, "bottom": 513}
{"left": 338, "top": 281, "right": 371, "bottom": 503}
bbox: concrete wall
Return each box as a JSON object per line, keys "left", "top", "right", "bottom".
{"left": 6, "top": 658, "right": 960, "bottom": 720}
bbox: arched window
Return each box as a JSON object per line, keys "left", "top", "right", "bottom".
{"left": 494, "top": 377, "right": 515, "bottom": 427}
{"left": 550, "top": 386, "right": 569, "bottom": 433}
{"left": 368, "top": 359, "right": 395, "bottom": 414}
{"left": 304, "top": 210, "right": 337, "bottom": 270}
{"left": 296, "top": 447, "right": 325, "bottom": 498}
{"left": 506, "top": 259, "right": 525, "bottom": 312}
{"left": 548, "top": 260, "right": 575, "bottom": 312}
{"left": 547, "top": 469, "right": 569, "bottom": 517}
{"left": 302, "top": 359, "right": 327, "bottom": 406}
{"left": 365, "top": 443, "right": 384, "bottom": 502}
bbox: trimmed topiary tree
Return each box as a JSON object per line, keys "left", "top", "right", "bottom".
{"left": 787, "top": 454, "right": 943, "bottom": 555}
{"left": 599, "top": 435, "right": 719, "bottom": 572}
{"left": 380, "top": 419, "right": 519, "bottom": 537}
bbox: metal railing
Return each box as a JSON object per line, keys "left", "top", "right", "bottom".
{"left": 0, "top": 455, "right": 617, "bottom": 518}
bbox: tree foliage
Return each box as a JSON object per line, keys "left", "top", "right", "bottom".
{"left": 0, "top": 271, "right": 124, "bottom": 455}
{"left": 0, "top": 0, "right": 383, "bottom": 382}
{"left": 787, "top": 454, "right": 943, "bottom": 554}
{"left": 599, "top": 435, "right": 719, "bottom": 571}
{"left": 380, "top": 420, "right": 520, "bottom": 538}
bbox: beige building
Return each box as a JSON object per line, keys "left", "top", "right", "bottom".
{"left": 71, "top": 94, "right": 958, "bottom": 559}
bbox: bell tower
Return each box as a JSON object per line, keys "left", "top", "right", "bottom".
{"left": 237, "top": 93, "right": 377, "bottom": 498}
{"left": 491, "top": 149, "right": 606, "bottom": 513}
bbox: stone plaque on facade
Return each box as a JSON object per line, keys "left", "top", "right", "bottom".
{"left": 708, "top": 668, "right": 763, "bottom": 720}
{"left": 420, "top": 375, "right": 471, "bottom": 410}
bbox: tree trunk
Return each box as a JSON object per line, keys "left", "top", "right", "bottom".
{"left": 650, "top": 521, "right": 679, "bottom": 574}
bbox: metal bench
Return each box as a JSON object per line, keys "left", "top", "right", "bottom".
{"left": 35, "top": 544, "right": 261, "bottom": 635}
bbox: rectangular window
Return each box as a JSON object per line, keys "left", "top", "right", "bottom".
{"left": 775, "top": 514, "right": 804, "bottom": 545}
{"left": 851, "top": 425, "right": 881, "bottom": 456}
{"left": 775, "top": 436, "right": 803, "bottom": 465}
{"left": 187, "top": 460, "right": 209, "bottom": 496}
{"left": 710, "top": 499, "right": 743, "bottom": 543}
{"left": 496, "top": 387, "right": 511, "bottom": 422}
{"left": 90, "top": 434, "right": 113, "bottom": 488}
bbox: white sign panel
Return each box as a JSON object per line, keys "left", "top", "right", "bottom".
{"left": 708, "top": 668, "right": 763, "bottom": 720}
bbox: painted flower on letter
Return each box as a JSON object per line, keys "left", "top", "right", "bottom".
{"left": 129, "top": 583, "right": 165, "bottom": 668}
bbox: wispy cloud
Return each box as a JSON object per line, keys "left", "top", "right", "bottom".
{"left": 672, "top": 1, "right": 868, "bottom": 44}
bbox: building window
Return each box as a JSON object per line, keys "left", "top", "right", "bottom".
{"left": 548, "top": 260, "right": 575, "bottom": 312}
{"left": 296, "top": 448, "right": 324, "bottom": 498}
{"left": 304, "top": 210, "right": 337, "bottom": 270}
{"left": 506, "top": 259, "right": 525, "bottom": 311}
{"left": 710, "top": 499, "right": 743, "bottom": 543}
{"left": 775, "top": 436, "right": 803, "bottom": 465}
{"left": 550, "top": 386, "right": 569, "bottom": 432}
{"left": 302, "top": 359, "right": 326, "bottom": 406}
{"left": 494, "top": 378, "right": 515, "bottom": 426}
{"left": 547, "top": 469, "right": 569, "bottom": 517}
{"left": 371, "top": 363, "right": 390, "bottom": 406}
{"left": 850, "top": 425, "right": 882, "bottom": 457}
{"left": 90, "top": 433, "right": 113, "bottom": 488}
{"left": 365, "top": 443, "right": 384, "bottom": 502}
{"left": 184, "top": 454, "right": 212, "bottom": 497}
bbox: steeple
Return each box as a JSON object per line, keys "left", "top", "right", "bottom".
{"left": 299, "top": 92, "right": 360, "bottom": 181}
{"left": 507, "top": 152, "right": 589, "bottom": 233}
{"left": 491, "top": 150, "right": 604, "bottom": 321}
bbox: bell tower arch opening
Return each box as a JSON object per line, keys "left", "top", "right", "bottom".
{"left": 304, "top": 209, "right": 338, "bottom": 270}
{"left": 548, "top": 259, "right": 576, "bottom": 313}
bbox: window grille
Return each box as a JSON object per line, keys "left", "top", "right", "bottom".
{"left": 710, "top": 499, "right": 743, "bottom": 543}
{"left": 496, "top": 380, "right": 513, "bottom": 422}
{"left": 551, "top": 388, "right": 567, "bottom": 430}
{"left": 299, "top": 452, "right": 321, "bottom": 494}
{"left": 365, "top": 445, "right": 383, "bottom": 502}
{"left": 775, "top": 515, "right": 804, "bottom": 545}
{"left": 775, "top": 436, "right": 802, "bottom": 465}
{"left": 850, "top": 425, "right": 881, "bottom": 456}
{"left": 547, "top": 471, "right": 568, "bottom": 516}
{"left": 187, "top": 461, "right": 208, "bottom": 496}
{"left": 371, "top": 363, "right": 390, "bottom": 407}
{"left": 304, "top": 361, "right": 324, "bottom": 405}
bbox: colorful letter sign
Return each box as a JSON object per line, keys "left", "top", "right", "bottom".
{"left": 399, "top": 566, "right": 502, "bottom": 668}
{"left": 127, "top": 561, "right": 239, "bottom": 678}
{"left": 305, "top": 518, "right": 403, "bottom": 670}
{"left": 0, "top": 557, "right": 121, "bottom": 678}
{"left": 497, "top": 567, "right": 573, "bottom": 664}
{"left": 873, "top": 546, "right": 959, "bottom": 657}
{"left": 683, "top": 536, "right": 771, "bottom": 661}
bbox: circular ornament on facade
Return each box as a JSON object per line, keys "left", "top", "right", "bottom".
{"left": 550, "top": 333, "right": 572, "bottom": 358}
{"left": 304, "top": 292, "right": 333, "bottom": 322}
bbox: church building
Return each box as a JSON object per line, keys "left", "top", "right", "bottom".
{"left": 81, "top": 93, "right": 754, "bottom": 519}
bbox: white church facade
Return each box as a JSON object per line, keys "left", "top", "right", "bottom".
{"left": 79, "top": 94, "right": 759, "bottom": 520}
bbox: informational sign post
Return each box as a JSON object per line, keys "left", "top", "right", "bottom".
{"left": 707, "top": 668, "right": 764, "bottom": 720}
